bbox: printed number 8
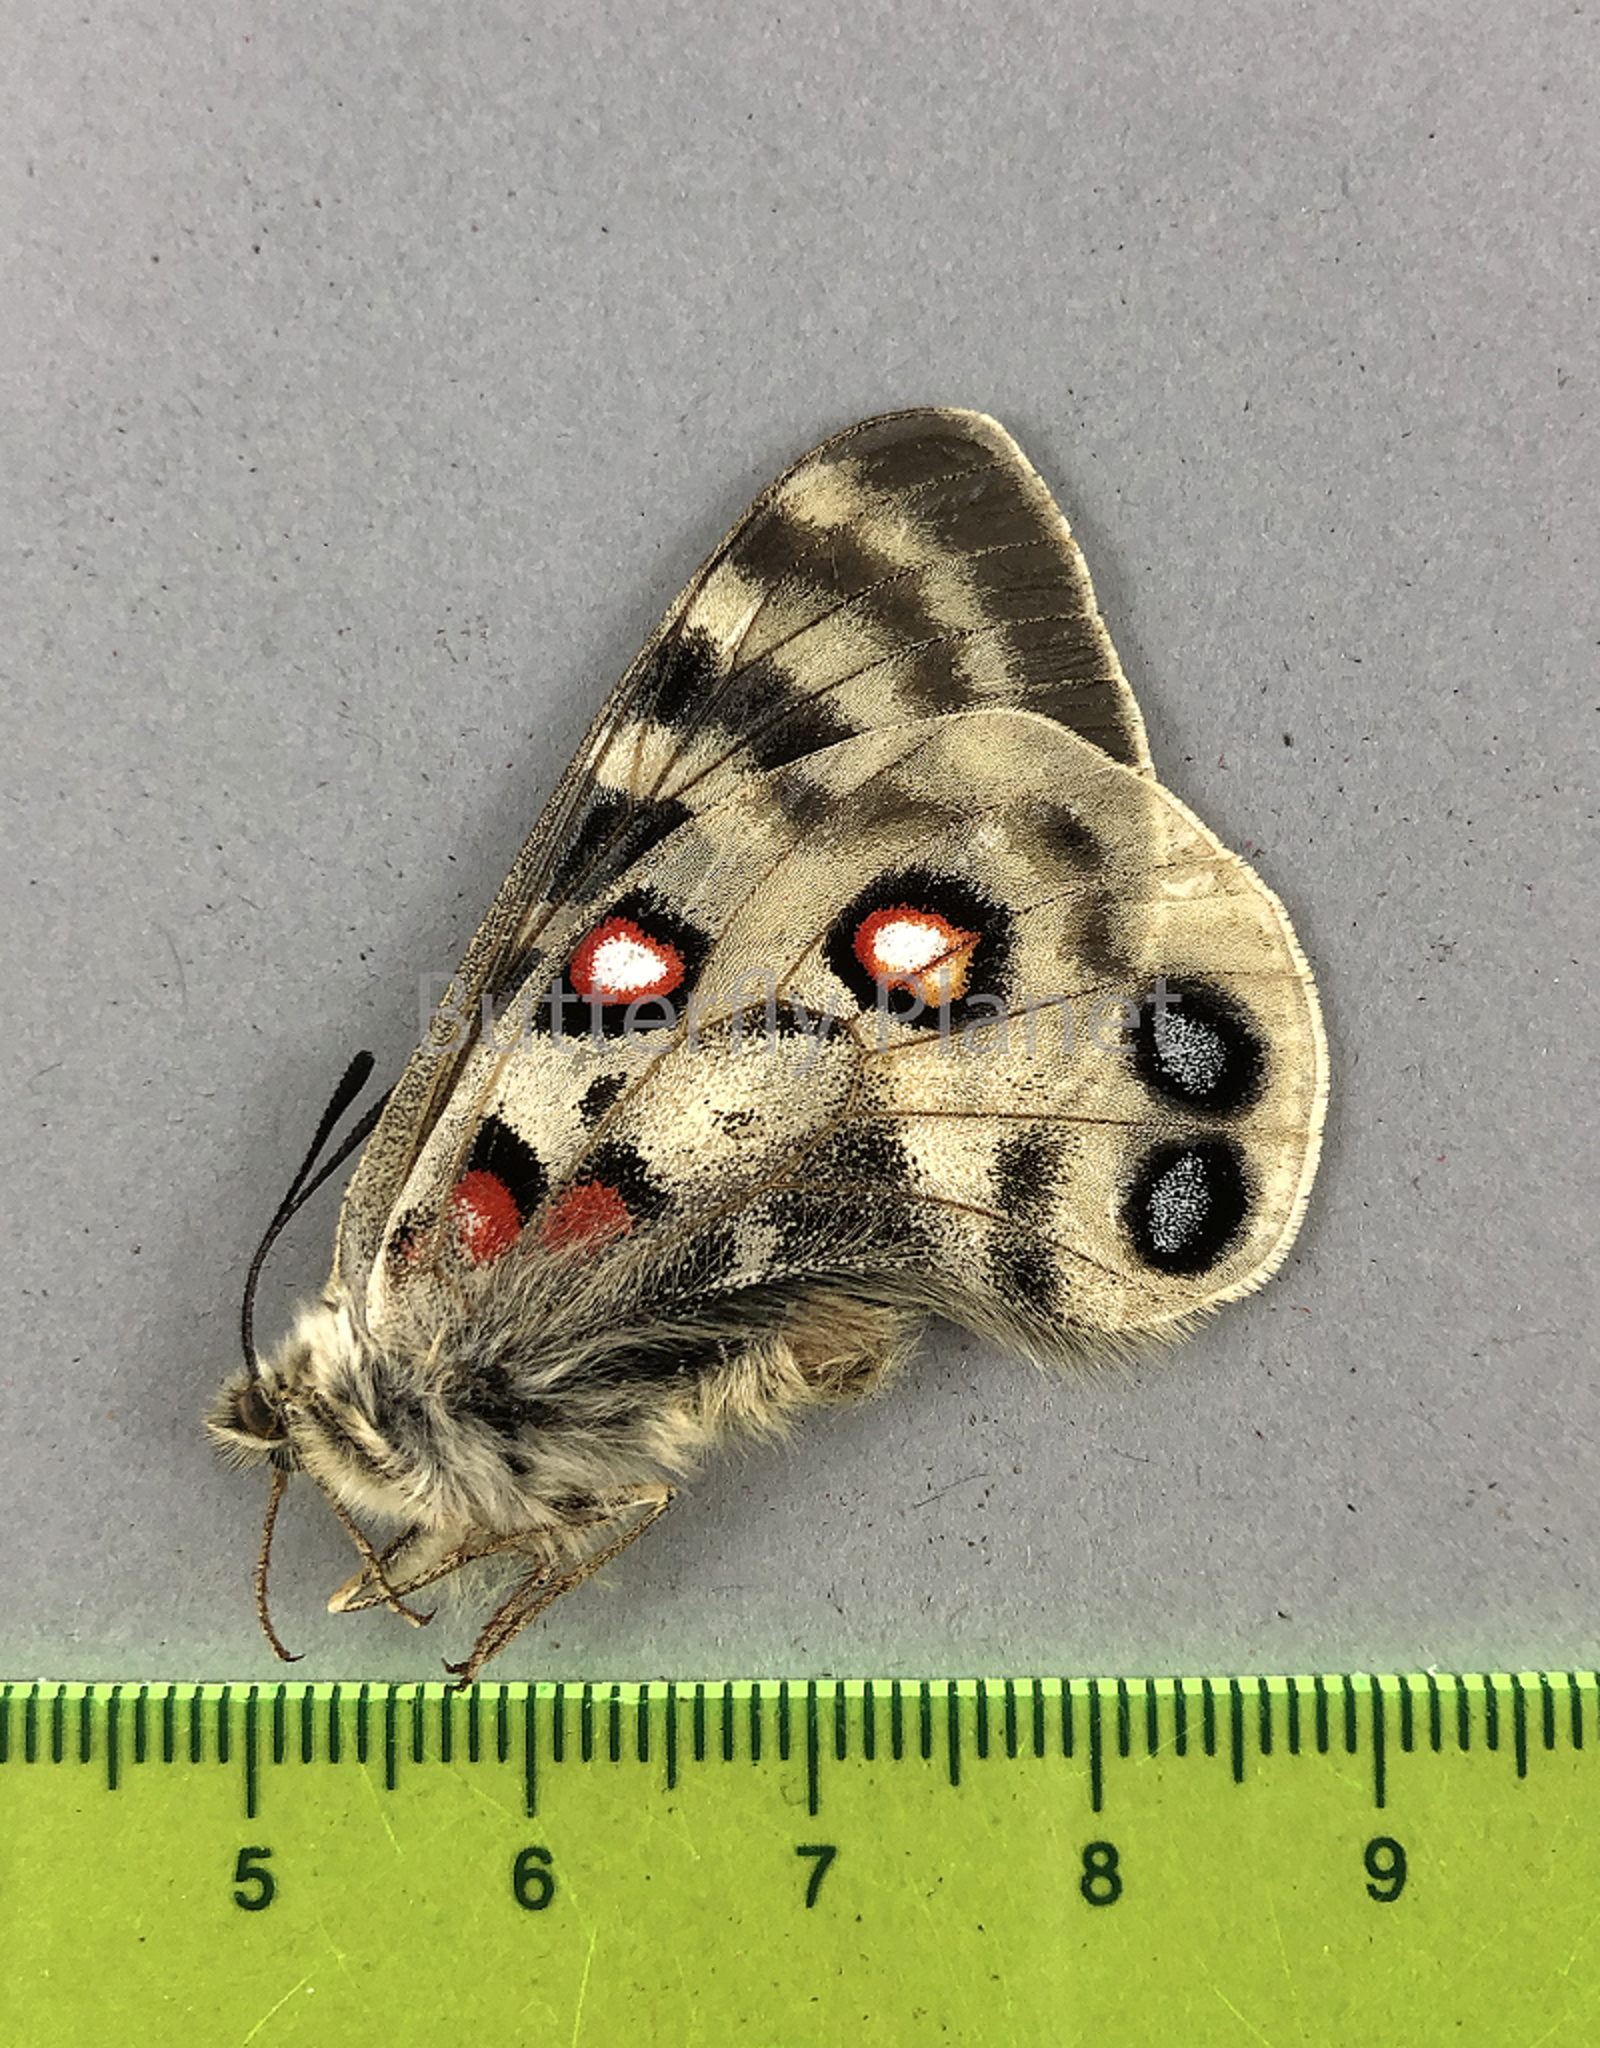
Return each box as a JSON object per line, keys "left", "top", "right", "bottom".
{"left": 1080, "top": 1840, "right": 1122, "bottom": 1906}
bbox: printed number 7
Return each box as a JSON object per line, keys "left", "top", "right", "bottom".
{"left": 795, "top": 1843, "right": 837, "bottom": 1907}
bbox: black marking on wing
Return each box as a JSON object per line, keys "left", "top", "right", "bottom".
{"left": 635, "top": 624, "right": 723, "bottom": 731}
{"left": 1133, "top": 983, "right": 1268, "bottom": 1117}
{"left": 1123, "top": 1139, "right": 1251, "bottom": 1275}
{"left": 546, "top": 789, "right": 693, "bottom": 903}
{"left": 578, "top": 1072, "right": 631, "bottom": 1126}
{"left": 761, "top": 1123, "right": 935, "bottom": 1269}
{"left": 993, "top": 1125, "right": 1064, "bottom": 1218}
{"left": 1073, "top": 900, "right": 1137, "bottom": 985}
{"left": 575, "top": 1138, "right": 672, "bottom": 1226}
{"left": 734, "top": 994, "right": 840, "bottom": 1043}
{"left": 988, "top": 1125, "right": 1067, "bottom": 1315}
{"left": 1024, "top": 799, "right": 1103, "bottom": 871}
{"left": 386, "top": 1214, "right": 426, "bottom": 1266}
{"left": 715, "top": 675, "right": 858, "bottom": 773}
{"left": 466, "top": 1116, "right": 549, "bottom": 1222}
{"left": 672, "top": 1217, "right": 745, "bottom": 1292}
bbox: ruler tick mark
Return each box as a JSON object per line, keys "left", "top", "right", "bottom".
{"left": 106, "top": 1685, "right": 121, "bottom": 1794}
{"left": 244, "top": 1687, "right": 259, "bottom": 1819}
{"left": 524, "top": 1687, "right": 538, "bottom": 1817}
{"left": 1228, "top": 1679, "right": 1244, "bottom": 1785}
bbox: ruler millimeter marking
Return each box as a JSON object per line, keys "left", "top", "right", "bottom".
{"left": 1, "top": 1671, "right": 1579, "bottom": 1819}
{"left": 4, "top": 1673, "right": 1598, "bottom": 2047}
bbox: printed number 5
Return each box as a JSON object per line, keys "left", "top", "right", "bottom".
{"left": 233, "top": 1846, "right": 275, "bottom": 1911}
{"left": 795, "top": 1843, "right": 837, "bottom": 1907}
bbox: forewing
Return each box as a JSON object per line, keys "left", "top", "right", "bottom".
{"left": 335, "top": 411, "right": 1150, "bottom": 1295}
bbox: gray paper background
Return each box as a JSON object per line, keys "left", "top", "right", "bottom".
{"left": 3, "top": 2, "right": 1594, "bottom": 1685}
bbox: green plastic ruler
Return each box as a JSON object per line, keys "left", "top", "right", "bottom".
{"left": 3, "top": 1673, "right": 1597, "bottom": 2044}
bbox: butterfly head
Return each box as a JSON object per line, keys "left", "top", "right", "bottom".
{"left": 209, "top": 1292, "right": 413, "bottom": 1509}
{"left": 207, "top": 1290, "right": 450, "bottom": 1663}
{"left": 205, "top": 1356, "right": 299, "bottom": 1472}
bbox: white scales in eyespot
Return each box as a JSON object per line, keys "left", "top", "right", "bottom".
{"left": 590, "top": 931, "right": 675, "bottom": 999}
{"left": 867, "top": 916, "right": 956, "bottom": 975}
{"left": 1143, "top": 1151, "right": 1215, "bottom": 1259}
{"left": 1153, "top": 1012, "right": 1230, "bottom": 1097}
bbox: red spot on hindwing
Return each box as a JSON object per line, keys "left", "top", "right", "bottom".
{"left": 450, "top": 1170, "right": 523, "bottom": 1265}
{"left": 568, "top": 915, "right": 685, "bottom": 1004}
{"left": 852, "top": 904, "right": 982, "bottom": 1004}
{"left": 539, "top": 1180, "right": 633, "bottom": 1253}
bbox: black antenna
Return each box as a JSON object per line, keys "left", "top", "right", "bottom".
{"left": 239, "top": 1052, "right": 387, "bottom": 1376}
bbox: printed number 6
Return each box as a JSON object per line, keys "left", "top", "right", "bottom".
{"left": 512, "top": 1845, "right": 556, "bottom": 1911}
{"left": 233, "top": 1846, "right": 275, "bottom": 1912}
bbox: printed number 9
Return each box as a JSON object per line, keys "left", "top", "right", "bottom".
{"left": 1364, "top": 1836, "right": 1407, "bottom": 1903}
{"left": 512, "top": 1845, "right": 556, "bottom": 1911}
{"left": 233, "top": 1846, "right": 275, "bottom": 1912}
{"left": 1079, "top": 1841, "right": 1122, "bottom": 1906}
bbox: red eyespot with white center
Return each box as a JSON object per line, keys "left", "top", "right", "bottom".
{"left": 853, "top": 905, "right": 982, "bottom": 1005}
{"left": 568, "top": 915, "right": 686, "bottom": 1005}
{"left": 450, "top": 1170, "right": 523, "bottom": 1265}
{"left": 539, "top": 1180, "right": 632, "bottom": 1253}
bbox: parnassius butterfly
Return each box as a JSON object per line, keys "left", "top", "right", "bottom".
{"left": 208, "top": 410, "right": 1328, "bottom": 1682}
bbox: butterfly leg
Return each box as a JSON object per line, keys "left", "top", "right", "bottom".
{"left": 327, "top": 1520, "right": 532, "bottom": 1614}
{"left": 444, "top": 1483, "right": 675, "bottom": 1689}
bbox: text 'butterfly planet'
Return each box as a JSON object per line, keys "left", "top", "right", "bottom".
{"left": 208, "top": 410, "right": 1328, "bottom": 1681}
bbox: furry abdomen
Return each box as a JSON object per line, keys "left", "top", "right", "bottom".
{"left": 312, "top": 1261, "right": 921, "bottom": 1537}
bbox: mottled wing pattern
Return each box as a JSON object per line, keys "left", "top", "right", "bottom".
{"left": 337, "top": 410, "right": 1149, "bottom": 1290}
{"left": 362, "top": 708, "right": 1325, "bottom": 1367}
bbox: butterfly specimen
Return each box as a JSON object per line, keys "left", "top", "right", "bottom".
{"left": 207, "top": 409, "right": 1328, "bottom": 1682}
